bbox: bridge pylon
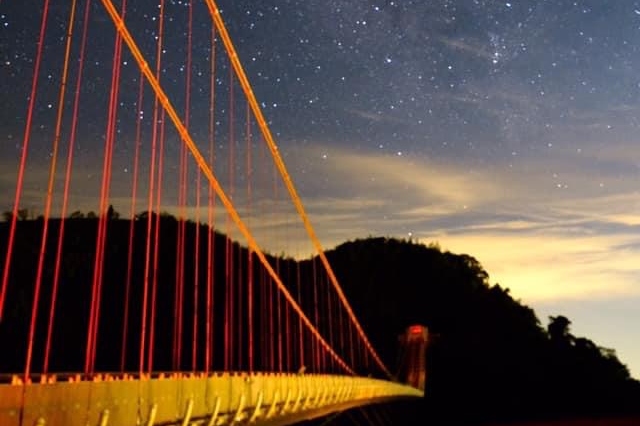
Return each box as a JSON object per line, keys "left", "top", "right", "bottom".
{"left": 396, "top": 324, "right": 429, "bottom": 392}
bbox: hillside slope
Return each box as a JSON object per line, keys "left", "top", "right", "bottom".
{"left": 322, "top": 237, "right": 640, "bottom": 424}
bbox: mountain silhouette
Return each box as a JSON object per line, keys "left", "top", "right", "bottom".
{"left": 1, "top": 216, "right": 638, "bottom": 424}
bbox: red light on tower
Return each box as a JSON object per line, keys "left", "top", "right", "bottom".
{"left": 397, "top": 324, "right": 428, "bottom": 391}
{"left": 409, "top": 325, "right": 424, "bottom": 335}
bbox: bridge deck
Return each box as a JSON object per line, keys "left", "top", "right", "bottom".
{"left": 0, "top": 372, "right": 423, "bottom": 426}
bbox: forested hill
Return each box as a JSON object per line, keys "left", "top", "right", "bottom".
{"left": 323, "top": 236, "right": 640, "bottom": 424}
{"left": 0, "top": 217, "right": 638, "bottom": 424}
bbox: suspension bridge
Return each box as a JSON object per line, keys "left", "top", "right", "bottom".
{"left": 0, "top": 1, "right": 425, "bottom": 425}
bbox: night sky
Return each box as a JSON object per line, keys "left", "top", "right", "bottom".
{"left": 1, "top": 1, "right": 639, "bottom": 378}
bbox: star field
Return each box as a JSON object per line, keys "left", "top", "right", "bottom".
{"left": 1, "top": 1, "right": 640, "bottom": 377}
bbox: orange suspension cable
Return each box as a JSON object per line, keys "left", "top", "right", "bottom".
{"left": 174, "top": 2, "right": 187, "bottom": 371}
{"left": 139, "top": 0, "right": 164, "bottom": 375}
{"left": 30, "top": 0, "right": 77, "bottom": 379}
{"left": 276, "top": 261, "right": 282, "bottom": 372}
{"left": 205, "top": 20, "right": 217, "bottom": 373}
{"left": 223, "top": 64, "right": 235, "bottom": 371}
{"left": 237, "top": 243, "right": 243, "bottom": 368}
{"left": 227, "top": 64, "right": 235, "bottom": 371}
{"left": 46, "top": 0, "right": 91, "bottom": 374}
{"left": 152, "top": 4, "right": 169, "bottom": 374}
{"left": 296, "top": 261, "right": 304, "bottom": 370}
{"left": 259, "top": 266, "right": 266, "bottom": 370}
{"left": 121, "top": 71, "right": 144, "bottom": 372}
{"left": 185, "top": 0, "right": 200, "bottom": 373}
{"left": 139, "top": 145, "right": 155, "bottom": 376}
{"left": 100, "top": 0, "right": 354, "bottom": 374}
{"left": 348, "top": 316, "right": 355, "bottom": 369}
{"left": 327, "top": 275, "right": 335, "bottom": 371}
{"left": 272, "top": 140, "right": 280, "bottom": 372}
{"left": 247, "top": 242, "right": 254, "bottom": 371}
{"left": 149, "top": 107, "right": 167, "bottom": 373}
{"left": 312, "top": 257, "right": 321, "bottom": 372}
{"left": 86, "top": 0, "right": 125, "bottom": 375}
{"left": 174, "top": 189, "right": 185, "bottom": 370}
{"left": 338, "top": 289, "right": 345, "bottom": 365}
{"left": 203, "top": 0, "right": 390, "bottom": 378}
{"left": 317, "top": 269, "right": 326, "bottom": 372}
{"left": 285, "top": 274, "right": 291, "bottom": 371}
{"left": 268, "top": 266, "right": 274, "bottom": 371}
{"left": 174, "top": 5, "right": 187, "bottom": 370}
{"left": 246, "top": 103, "right": 254, "bottom": 372}
{"left": 224, "top": 235, "right": 230, "bottom": 370}
{"left": 192, "top": 114, "right": 201, "bottom": 370}
{"left": 285, "top": 282, "right": 293, "bottom": 372}
{"left": 0, "top": 0, "right": 51, "bottom": 321}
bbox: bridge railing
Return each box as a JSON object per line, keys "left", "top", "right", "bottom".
{"left": 0, "top": 372, "right": 423, "bottom": 426}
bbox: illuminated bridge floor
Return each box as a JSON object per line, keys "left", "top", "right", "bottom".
{"left": 0, "top": 372, "right": 423, "bottom": 426}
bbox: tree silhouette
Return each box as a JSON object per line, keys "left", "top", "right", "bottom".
{"left": 17, "top": 208, "right": 29, "bottom": 220}
{"left": 106, "top": 204, "right": 119, "bottom": 220}
{"left": 0, "top": 229, "right": 637, "bottom": 425}
{"left": 548, "top": 315, "right": 573, "bottom": 343}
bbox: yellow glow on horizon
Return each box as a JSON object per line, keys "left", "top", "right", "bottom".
{"left": 285, "top": 143, "right": 640, "bottom": 305}
{"left": 424, "top": 232, "right": 640, "bottom": 302}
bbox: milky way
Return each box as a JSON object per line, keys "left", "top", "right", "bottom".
{"left": 1, "top": 1, "right": 640, "bottom": 377}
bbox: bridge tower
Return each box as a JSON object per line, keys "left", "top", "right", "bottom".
{"left": 397, "top": 324, "right": 429, "bottom": 391}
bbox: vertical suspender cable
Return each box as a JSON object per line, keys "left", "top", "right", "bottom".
{"left": 327, "top": 276, "right": 335, "bottom": 372}
{"left": 101, "top": 0, "right": 355, "bottom": 374}
{"left": 312, "top": 258, "right": 320, "bottom": 371}
{"left": 246, "top": 104, "right": 253, "bottom": 372}
{"left": 184, "top": 0, "right": 200, "bottom": 373}
{"left": 45, "top": 0, "right": 91, "bottom": 374}
{"left": 149, "top": 106, "right": 166, "bottom": 373}
{"left": 259, "top": 267, "right": 266, "bottom": 370}
{"left": 0, "top": 0, "right": 51, "bottom": 321}
{"left": 150, "top": 2, "right": 168, "bottom": 374}
{"left": 276, "top": 257, "right": 285, "bottom": 372}
{"left": 285, "top": 267, "right": 291, "bottom": 371}
{"left": 86, "top": 0, "right": 126, "bottom": 375}
{"left": 338, "top": 291, "right": 345, "bottom": 368}
{"left": 205, "top": 21, "right": 217, "bottom": 373}
{"left": 268, "top": 268, "right": 274, "bottom": 371}
{"left": 276, "top": 259, "right": 282, "bottom": 372}
{"left": 223, "top": 66, "right": 234, "bottom": 372}
{"left": 174, "top": 1, "right": 187, "bottom": 371}
{"left": 236, "top": 239, "right": 243, "bottom": 368}
{"left": 140, "top": 0, "right": 164, "bottom": 375}
{"left": 296, "top": 261, "right": 303, "bottom": 371}
{"left": 227, "top": 65, "right": 235, "bottom": 370}
{"left": 121, "top": 72, "right": 144, "bottom": 372}
{"left": 348, "top": 318, "right": 355, "bottom": 371}
{"left": 317, "top": 267, "right": 325, "bottom": 372}
{"left": 204, "top": 0, "right": 391, "bottom": 378}
{"left": 30, "top": 0, "right": 77, "bottom": 378}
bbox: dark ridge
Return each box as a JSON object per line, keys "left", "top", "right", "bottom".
{"left": 318, "top": 236, "right": 640, "bottom": 425}
{"left": 1, "top": 218, "right": 638, "bottom": 424}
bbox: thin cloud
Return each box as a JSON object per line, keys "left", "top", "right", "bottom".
{"left": 281, "top": 143, "right": 640, "bottom": 303}
{"left": 345, "top": 108, "right": 415, "bottom": 126}
{"left": 438, "top": 36, "right": 495, "bottom": 61}
{"left": 426, "top": 231, "right": 640, "bottom": 302}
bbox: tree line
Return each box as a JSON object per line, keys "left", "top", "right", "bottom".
{"left": 314, "top": 236, "right": 640, "bottom": 425}
{"left": 0, "top": 217, "right": 638, "bottom": 424}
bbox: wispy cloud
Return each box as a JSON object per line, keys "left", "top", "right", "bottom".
{"left": 3, "top": 137, "right": 639, "bottom": 305}
{"left": 344, "top": 108, "right": 415, "bottom": 126}
{"left": 438, "top": 36, "right": 495, "bottom": 61}
{"left": 282, "top": 142, "right": 640, "bottom": 304}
